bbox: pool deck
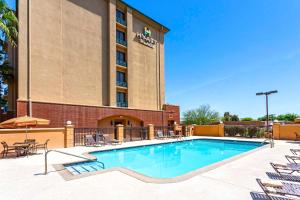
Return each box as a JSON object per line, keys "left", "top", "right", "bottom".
{"left": 0, "top": 136, "right": 299, "bottom": 200}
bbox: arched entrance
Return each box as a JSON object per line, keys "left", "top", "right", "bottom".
{"left": 97, "top": 115, "right": 146, "bottom": 142}
{"left": 97, "top": 115, "right": 144, "bottom": 128}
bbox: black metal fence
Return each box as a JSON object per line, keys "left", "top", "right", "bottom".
{"left": 124, "top": 127, "right": 148, "bottom": 142}
{"left": 154, "top": 126, "right": 172, "bottom": 138}
{"left": 74, "top": 127, "right": 116, "bottom": 146}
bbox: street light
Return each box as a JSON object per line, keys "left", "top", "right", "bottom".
{"left": 256, "top": 90, "right": 278, "bottom": 147}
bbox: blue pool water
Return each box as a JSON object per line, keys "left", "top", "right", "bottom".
{"left": 65, "top": 139, "right": 265, "bottom": 178}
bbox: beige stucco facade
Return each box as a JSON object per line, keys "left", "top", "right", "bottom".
{"left": 17, "top": 0, "right": 167, "bottom": 111}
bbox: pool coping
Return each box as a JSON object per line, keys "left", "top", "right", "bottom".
{"left": 53, "top": 138, "right": 269, "bottom": 184}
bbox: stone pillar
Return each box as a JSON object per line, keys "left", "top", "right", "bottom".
{"left": 108, "top": 0, "right": 117, "bottom": 106}
{"left": 174, "top": 124, "right": 182, "bottom": 136}
{"left": 116, "top": 124, "right": 124, "bottom": 143}
{"left": 273, "top": 123, "right": 280, "bottom": 140}
{"left": 148, "top": 124, "right": 154, "bottom": 140}
{"left": 218, "top": 124, "right": 224, "bottom": 137}
{"left": 64, "top": 124, "right": 74, "bottom": 148}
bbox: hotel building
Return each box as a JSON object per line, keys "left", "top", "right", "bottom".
{"left": 3, "top": 0, "right": 180, "bottom": 128}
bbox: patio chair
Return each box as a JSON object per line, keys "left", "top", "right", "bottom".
{"left": 156, "top": 130, "right": 167, "bottom": 140}
{"left": 24, "top": 139, "right": 37, "bottom": 154}
{"left": 1, "top": 141, "right": 16, "bottom": 158}
{"left": 85, "top": 135, "right": 97, "bottom": 146}
{"left": 35, "top": 139, "right": 50, "bottom": 152}
{"left": 270, "top": 162, "right": 300, "bottom": 175}
{"left": 256, "top": 178, "right": 300, "bottom": 199}
{"left": 169, "top": 130, "right": 181, "bottom": 139}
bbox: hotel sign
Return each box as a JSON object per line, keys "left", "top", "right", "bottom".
{"left": 136, "top": 27, "right": 156, "bottom": 48}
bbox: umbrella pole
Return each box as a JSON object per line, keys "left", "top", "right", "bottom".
{"left": 26, "top": 125, "right": 28, "bottom": 140}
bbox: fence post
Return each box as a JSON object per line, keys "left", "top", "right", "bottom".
{"left": 148, "top": 124, "right": 154, "bottom": 140}
{"left": 116, "top": 124, "right": 124, "bottom": 143}
{"left": 218, "top": 123, "right": 224, "bottom": 137}
{"left": 64, "top": 124, "right": 75, "bottom": 148}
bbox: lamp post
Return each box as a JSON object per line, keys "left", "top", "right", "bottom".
{"left": 256, "top": 90, "right": 278, "bottom": 147}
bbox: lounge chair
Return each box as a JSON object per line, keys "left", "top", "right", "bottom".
{"left": 1, "top": 141, "right": 16, "bottom": 158}
{"left": 95, "top": 133, "right": 106, "bottom": 146}
{"left": 286, "top": 155, "right": 300, "bottom": 164}
{"left": 169, "top": 130, "right": 181, "bottom": 139}
{"left": 291, "top": 149, "right": 300, "bottom": 155}
{"left": 257, "top": 178, "right": 300, "bottom": 199}
{"left": 85, "top": 135, "right": 97, "bottom": 146}
{"left": 270, "top": 162, "right": 300, "bottom": 175}
{"left": 35, "top": 139, "right": 50, "bottom": 152}
{"left": 156, "top": 130, "right": 167, "bottom": 139}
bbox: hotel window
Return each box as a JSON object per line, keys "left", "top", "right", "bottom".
{"left": 117, "top": 92, "right": 127, "bottom": 107}
{"left": 116, "top": 50, "right": 127, "bottom": 67}
{"left": 116, "top": 71, "right": 127, "bottom": 87}
{"left": 116, "top": 9, "right": 126, "bottom": 26}
{"left": 116, "top": 30, "right": 127, "bottom": 46}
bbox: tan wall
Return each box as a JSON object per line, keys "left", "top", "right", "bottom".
{"left": 0, "top": 127, "right": 74, "bottom": 153}
{"left": 273, "top": 124, "right": 300, "bottom": 140}
{"left": 128, "top": 16, "right": 165, "bottom": 110}
{"left": 193, "top": 124, "right": 224, "bottom": 137}
{"left": 18, "top": 0, "right": 109, "bottom": 106}
{"left": 18, "top": 0, "right": 166, "bottom": 111}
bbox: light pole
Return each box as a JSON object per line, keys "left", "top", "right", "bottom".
{"left": 256, "top": 90, "right": 278, "bottom": 147}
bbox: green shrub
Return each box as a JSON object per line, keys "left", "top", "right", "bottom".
{"left": 247, "top": 127, "right": 258, "bottom": 138}
{"left": 225, "top": 126, "right": 266, "bottom": 138}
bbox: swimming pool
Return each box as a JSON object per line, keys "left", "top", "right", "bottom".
{"left": 65, "top": 139, "right": 265, "bottom": 179}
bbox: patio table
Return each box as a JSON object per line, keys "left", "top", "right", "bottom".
{"left": 13, "top": 143, "right": 31, "bottom": 157}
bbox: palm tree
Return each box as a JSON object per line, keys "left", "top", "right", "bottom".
{"left": 0, "top": 0, "right": 18, "bottom": 110}
{"left": 0, "top": 0, "right": 18, "bottom": 47}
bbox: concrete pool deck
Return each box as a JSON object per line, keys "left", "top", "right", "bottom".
{"left": 0, "top": 136, "right": 299, "bottom": 200}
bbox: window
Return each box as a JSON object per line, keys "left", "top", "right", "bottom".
{"left": 117, "top": 92, "right": 126, "bottom": 102}
{"left": 116, "top": 50, "right": 127, "bottom": 66}
{"left": 117, "top": 92, "right": 127, "bottom": 107}
{"left": 116, "top": 9, "right": 126, "bottom": 26}
{"left": 116, "top": 71, "right": 127, "bottom": 87}
{"left": 116, "top": 30, "right": 125, "bottom": 41}
{"left": 116, "top": 9, "right": 125, "bottom": 21}
{"left": 117, "top": 71, "right": 126, "bottom": 82}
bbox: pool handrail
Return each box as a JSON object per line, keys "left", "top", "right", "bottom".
{"left": 44, "top": 149, "right": 105, "bottom": 175}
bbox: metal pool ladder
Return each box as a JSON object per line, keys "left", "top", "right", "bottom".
{"left": 44, "top": 150, "right": 105, "bottom": 175}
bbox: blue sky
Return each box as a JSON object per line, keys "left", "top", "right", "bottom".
{"left": 7, "top": 0, "right": 300, "bottom": 118}
{"left": 124, "top": 0, "right": 300, "bottom": 118}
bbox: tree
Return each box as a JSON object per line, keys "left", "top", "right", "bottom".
{"left": 231, "top": 115, "right": 239, "bottom": 121}
{"left": 277, "top": 113, "right": 299, "bottom": 122}
{"left": 183, "top": 105, "right": 220, "bottom": 125}
{"left": 258, "top": 114, "right": 277, "bottom": 121}
{"left": 241, "top": 117, "right": 253, "bottom": 121}
{"left": 223, "top": 112, "right": 231, "bottom": 122}
{"left": 0, "top": 0, "right": 18, "bottom": 46}
{"left": 222, "top": 112, "right": 239, "bottom": 122}
{"left": 0, "top": 0, "right": 18, "bottom": 110}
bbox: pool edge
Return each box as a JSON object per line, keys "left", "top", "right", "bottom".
{"left": 54, "top": 138, "right": 269, "bottom": 183}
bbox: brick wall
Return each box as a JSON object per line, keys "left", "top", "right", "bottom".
{"left": 17, "top": 101, "right": 180, "bottom": 128}
{"left": 163, "top": 104, "right": 180, "bottom": 124}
